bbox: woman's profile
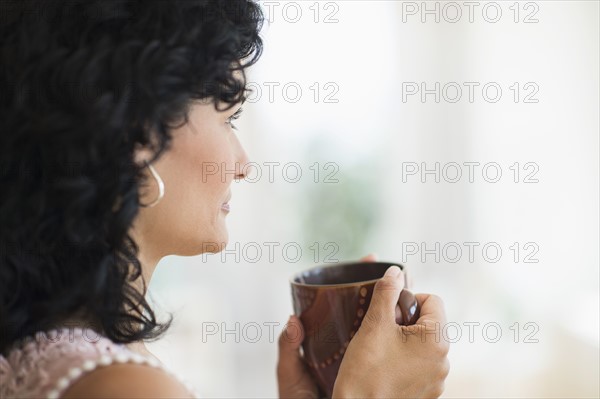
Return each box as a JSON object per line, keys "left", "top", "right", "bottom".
{"left": 0, "top": 1, "right": 449, "bottom": 398}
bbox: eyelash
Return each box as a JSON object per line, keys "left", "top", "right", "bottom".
{"left": 226, "top": 107, "right": 243, "bottom": 130}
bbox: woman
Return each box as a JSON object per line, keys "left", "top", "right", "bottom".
{"left": 0, "top": 1, "right": 449, "bottom": 398}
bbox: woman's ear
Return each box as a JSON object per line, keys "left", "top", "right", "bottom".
{"left": 132, "top": 143, "right": 156, "bottom": 168}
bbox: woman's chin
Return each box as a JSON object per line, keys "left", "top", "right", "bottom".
{"left": 203, "top": 240, "right": 227, "bottom": 254}
{"left": 197, "top": 231, "right": 229, "bottom": 254}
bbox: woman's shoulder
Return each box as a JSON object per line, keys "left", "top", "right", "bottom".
{"left": 60, "top": 361, "right": 195, "bottom": 399}
{"left": 0, "top": 327, "right": 198, "bottom": 399}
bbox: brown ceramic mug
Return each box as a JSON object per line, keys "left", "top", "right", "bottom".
{"left": 289, "top": 261, "right": 419, "bottom": 398}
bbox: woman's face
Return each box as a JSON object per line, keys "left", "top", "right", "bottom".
{"left": 130, "top": 99, "right": 249, "bottom": 262}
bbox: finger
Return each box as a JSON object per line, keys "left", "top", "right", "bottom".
{"left": 414, "top": 293, "right": 447, "bottom": 326}
{"left": 360, "top": 253, "right": 377, "bottom": 262}
{"left": 278, "top": 315, "right": 304, "bottom": 352}
{"left": 404, "top": 269, "right": 414, "bottom": 290}
{"left": 363, "top": 266, "right": 405, "bottom": 326}
{"left": 277, "top": 315, "right": 306, "bottom": 376}
{"left": 277, "top": 316, "right": 318, "bottom": 398}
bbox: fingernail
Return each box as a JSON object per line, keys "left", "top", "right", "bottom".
{"left": 384, "top": 265, "right": 401, "bottom": 278}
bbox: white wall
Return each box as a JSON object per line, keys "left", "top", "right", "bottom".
{"left": 148, "top": 1, "right": 599, "bottom": 397}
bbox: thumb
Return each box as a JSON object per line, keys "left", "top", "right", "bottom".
{"left": 363, "top": 265, "right": 405, "bottom": 327}
{"left": 277, "top": 315, "right": 306, "bottom": 378}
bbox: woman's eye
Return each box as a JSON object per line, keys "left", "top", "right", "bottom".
{"left": 226, "top": 107, "right": 243, "bottom": 130}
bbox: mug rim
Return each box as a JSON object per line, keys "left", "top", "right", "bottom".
{"left": 289, "top": 261, "right": 405, "bottom": 288}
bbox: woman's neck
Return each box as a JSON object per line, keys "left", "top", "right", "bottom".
{"left": 56, "top": 246, "right": 163, "bottom": 361}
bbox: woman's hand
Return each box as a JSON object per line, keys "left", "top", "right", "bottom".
{"left": 277, "top": 314, "right": 321, "bottom": 398}
{"left": 332, "top": 265, "right": 450, "bottom": 398}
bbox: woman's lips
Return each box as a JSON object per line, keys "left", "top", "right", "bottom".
{"left": 222, "top": 193, "right": 231, "bottom": 212}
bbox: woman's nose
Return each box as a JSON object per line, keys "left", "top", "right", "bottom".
{"left": 233, "top": 137, "right": 251, "bottom": 181}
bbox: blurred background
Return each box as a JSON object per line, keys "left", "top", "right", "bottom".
{"left": 146, "top": 1, "right": 599, "bottom": 397}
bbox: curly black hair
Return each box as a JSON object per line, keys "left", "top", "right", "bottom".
{"left": 0, "top": 0, "right": 263, "bottom": 355}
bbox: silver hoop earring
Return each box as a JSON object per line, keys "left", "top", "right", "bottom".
{"left": 140, "top": 160, "right": 165, "bottom": 208}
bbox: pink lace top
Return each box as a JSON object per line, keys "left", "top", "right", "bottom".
{"left": 0, "top": 327, "right": 200, "bottom": 399}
